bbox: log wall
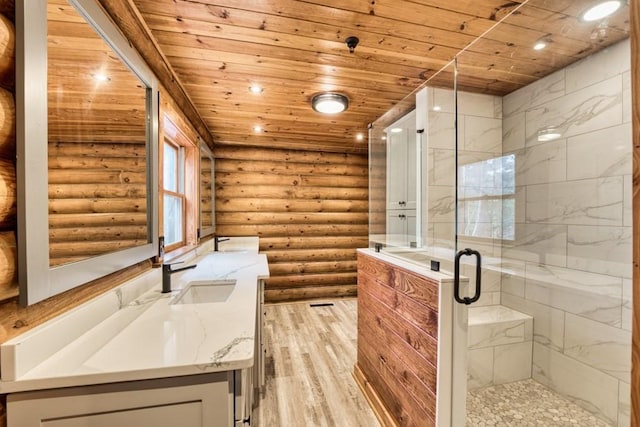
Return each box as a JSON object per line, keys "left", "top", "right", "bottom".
{"left": 0, "top": 0, "right": 15, "bottom": 304}
{"left": 214, "top": 144, "right": 369, "bottom": 303}
{"left": 48, "top": 141, "right": 148, "bottom": 266}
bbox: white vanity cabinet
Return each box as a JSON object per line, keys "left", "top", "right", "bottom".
{"left": 1, "top": 246, "right": 270, "bottom": 427}
{"left": 7, "top": 373, "right": 235, "bottom": 427}
{"left": 236, "top": 279, "right": 266, "bottom": 426}
{"left": 386, "top": 110, "right": 417, "bottom": 245}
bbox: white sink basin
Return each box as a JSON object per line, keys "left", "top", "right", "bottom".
{"left": 172, "top": 280, "right": 236, "bottom": 304}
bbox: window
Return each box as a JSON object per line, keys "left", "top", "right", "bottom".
{"left": 161, "top": 116, "right": 197, "bottom": 254}
{"left": 163, "top": 140, "right": 185, "bottom": 249}
{"left": 458, "top": 154, "right": 515, "bottom": 240}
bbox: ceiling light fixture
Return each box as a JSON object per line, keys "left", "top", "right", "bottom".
{"left": 390, "top": 128, "right": 403, "bottom": 133}
{"left": 580, "top": 0, "right": 622, "bottom": 22}
{"left": 433, "top": 105, "right": 442, "bottom": 111}
{"left": 249, "top": 84, "right": 263, "bottom": 94}
{"left": 355, "top": 133, "right": 364, "bottom": 141}
{"left": 253, "top": 125, "right": 263, "bottom": 133}
{"left": 533, "top": 41, "right": 547, "bottom": 50}
{"left": 92, "top": 73, "right": 110, "bottom": 82}
{"left": 311, "top": 92, "right": 349, "bottom": 114}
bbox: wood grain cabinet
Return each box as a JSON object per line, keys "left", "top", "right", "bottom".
{"left": 355, "top": 251, "right": 441, "bottom": 427}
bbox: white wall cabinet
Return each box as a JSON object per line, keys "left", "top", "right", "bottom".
{"left": 386, "top": 210, "right": 417, "bottom": 245}
{"left": 386, "top": 110, "right": 417, "bottom": 211}
{"left": 386, "top": 110, "right": 417, "bottom": 245}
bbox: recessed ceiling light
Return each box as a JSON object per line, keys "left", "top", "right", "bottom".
{"left": 381, "top": 135, "right": 387, "bottom": 141}
{"left": 356, "top": 133, "right": 364, "bottom": 141}
{"left": 580, "top": 0, "right": 621, "bottom": 22}
{"left": 92, "top": 73, "right": 110, "bottom": 82}
{"left": 311, "top": 92, "right": 349, "bottom": 114}
{"left": 249, "top": 84, "right": 263, "bottom": 94}
{"left": 253, "top": 125, "right": 263, "bottom": 133}
{"left": 533, "top": 41, "right": 547, "bottom": 51}
{"left": 433, "top": 105, "right": 442, "bottom": 111}
{"left": 537, "top": 128, "right": 562, "bottom": 142}
{"left": 390, "top": 128, "right": 403, "bottom": 133}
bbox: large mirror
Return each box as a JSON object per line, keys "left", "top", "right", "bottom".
{"left": 16, "top": 0, "right": 159, "bottom": 305}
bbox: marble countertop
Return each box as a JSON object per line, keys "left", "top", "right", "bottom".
{"left": 357, "top": 248, "right": 456, "bottom": 284}
{"left": 0, "top": 237, "right": 269, "bottom": 393}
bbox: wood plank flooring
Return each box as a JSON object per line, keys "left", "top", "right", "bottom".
{"left": 254, "top": 299, "right": 380, "bottom": 427}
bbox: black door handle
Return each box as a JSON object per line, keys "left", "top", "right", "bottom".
{"left": 454, "top": 248, "right": 482, "bottom": 305}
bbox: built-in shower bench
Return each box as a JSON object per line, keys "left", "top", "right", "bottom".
{"left": 467, "top": 305, "right": 533, "bottom": 390}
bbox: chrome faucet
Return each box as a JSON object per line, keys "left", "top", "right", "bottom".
{"left": 214, "top": 236, "right": 231, "bottom": 252}
{"left": 162, "top": 262, "right": 197, "bottom": 293}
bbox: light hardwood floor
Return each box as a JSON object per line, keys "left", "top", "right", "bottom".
{"left": 254, "top": 299, "right": 380, "bottom": 427}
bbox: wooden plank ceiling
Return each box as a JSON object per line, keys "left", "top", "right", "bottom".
{"left": 129, "top": 0, "right": 630, "bottom": 153}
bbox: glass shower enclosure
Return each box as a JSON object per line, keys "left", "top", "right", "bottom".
{"left": 368, "top": 7, "right": 632, "bottom": 424}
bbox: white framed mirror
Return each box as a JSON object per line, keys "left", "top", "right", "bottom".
{"left": 16, "top": 0, "right": 159, "bottom": 305}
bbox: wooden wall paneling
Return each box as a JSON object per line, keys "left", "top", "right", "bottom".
{"left": 96, "top": 0, "right": 214, "bottom": 149}
{"left": 355, "top": 252, "right": 440, "bottom": 427}
{"left": 630, "top": 0, "right": 639, "bottom": 424}
{"left": 214, "top": 144, "right": 368, "bottom": 303}
{"left": 132, "top": 0, "right": 629, "bottom": 155}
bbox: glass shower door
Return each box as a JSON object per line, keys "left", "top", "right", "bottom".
{"left": 453, "top": 8, "right": 633, "bottom": 424}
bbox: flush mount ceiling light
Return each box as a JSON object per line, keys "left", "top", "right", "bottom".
{"left": 537, "top": 128, "right": 562, "bottom": 142}
{"left": 390, "top": 127, "right": 403, "bottom": 133}
{"left": 311, "top": 92, "right": 349, "bottom": 114}
{"left": 249, "top": 84, "right": 263, "bottom": 94}
{"left": 580, "top": 0, "right": 622, "bottom": 22}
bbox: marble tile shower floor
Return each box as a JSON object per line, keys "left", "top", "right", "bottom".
{"left": 466, "top": 379, "right": 611, "bottom": 426}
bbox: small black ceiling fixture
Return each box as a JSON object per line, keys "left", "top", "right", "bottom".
{"left": 345, "top": 36, "right": 359, "bottom": 53}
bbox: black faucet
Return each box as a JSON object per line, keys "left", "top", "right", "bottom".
{"left": 214, "top": 236, "right": 231, "bottom": 252}
{"left": 162, "top": 262, "right": 197, "bottom": 293}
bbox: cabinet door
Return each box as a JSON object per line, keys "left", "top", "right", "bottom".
{"left": 255, "top": 279, "right": 265, "bottom": 389}
{"left": 406, "top": 210, "right": 417, "bottom": 245}
{"left": 386, "top": 209, "right": 417, "bottom": 247}
{"left": 234, "top": 369, "right": 253, "bottom": 424}
{"left": 386, "top": 130, "right": 407, "bottom": 210}
{"left": 386, "top": 210, "right": 407, "bottom": 236}
{"left": 405, "top": 131, "right": 417, "bottom": 210}
{"left": 8, "top": 373, "right": 233, "bottom": 427}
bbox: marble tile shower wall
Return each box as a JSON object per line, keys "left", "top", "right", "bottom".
{"left": 501, "top": 38, "right": 631, "bottom": 427}
{"left": 423, "top": 86, "right": 504, "bottom": 307}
